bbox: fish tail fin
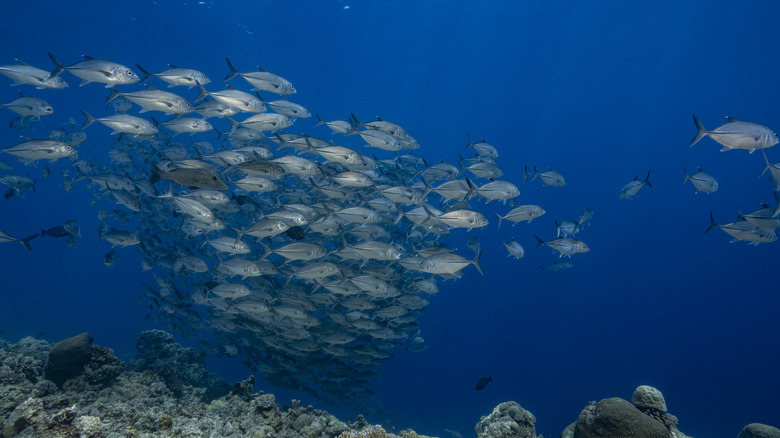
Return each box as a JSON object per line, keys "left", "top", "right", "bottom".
{"left": 393, "top": 210, "right": 405, "bottom": 225}
{"left": 149, "top": 163, "right": 163, "bottom": 184}
{"left": 420, "top": 205, "right": 436, "bottom": 225}
{"left": 195, "top": 81, "right": 209, "bottom": 102}
{"left": 79, "top": 109, "right": 95, "bottom": 130}
{"left": 224, "top": 57, "right": 239, "bottom": 81}
{"left": 225, "top": 117, "right": 239, "bottom": 138}
{"left": 644, "top": 170, "right": 652, "bottom": 188}
{"left": 759, "top": 149, "right": 772, "bottom": 178}
{"left": 534, "top": 235, "right": 546, "bottom": 248}
{"left": 465, "top": 133, "right": 474, "bottom": 149}
{"left": 532, "top": 165, "right": 540, "bottom": 181}
{"left": 350, "top": 113, "right": 362, "bottom": 128}
{"left": 471, "top": 248, "right": 484, "bottom": 275}
{"left": 465, "top": 177, "right": 476, "bottom": 199}
{"left": 314, "top": 113, "right": 325, "bottom": 127}
{"left": 259, "top": 241, "right": 272, "bottom": 260}
{"left": 495, "top": 212, "right": 503, "bottom": 230}
{"left": 135, "top": 64, "right": 153, "bottom": 83}
{"left": 105, "top": 87, "right": 120, "bottom": 104}
{"left": 422, "top": 178, "right": 433, "bottom": 198}
{"left": 690, "top": 115, "right": 708, "bottom": 147}
{"left": 20, "top": 233, "right": 37, "bottom": 251}
{"left": 683, "top": 165, "right": 690, "bottom": 184}
{"left": 47, "top": 52, "right": 64, "bottom": 79}
{"left": 704, "top": 212, "right": 718, "bottom": 234}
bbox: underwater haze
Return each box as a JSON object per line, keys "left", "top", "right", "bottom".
{"left": 1, "top": 1, "right": 780, "bottom": 437}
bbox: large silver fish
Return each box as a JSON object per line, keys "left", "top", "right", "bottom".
{"left": 106, "top": 86, "right": 193, "bottom": 115}
{"left": 690, "top": 115, "right": 778, "bottom": 153}
{"left": 0, "top": 60, "right": 68, "bottom": 89}
{"left": 224, "top": 58, "right": 296, "bottom": 95}
{"left": 48, "top": 53, "right": 139, "bottom": 87}
{"left": 420, "top": 249, "right": 483, "bottom": 275}
{"left": 136, "top": 64, "right": 210, "bottom": 88}
{"left": 1, "top": 96, "right": 54, "bottom": 117}
{"left": 80, "top": 110, "right": 158, "bottom": 136}
{"left": 1, "top": 140, "right": 75, "bottom": 163}
{"left": 705, "top": 213, "right": 776, "bottom": 244}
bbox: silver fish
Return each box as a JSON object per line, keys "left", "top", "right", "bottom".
{"left": 690, "top": 115, "right": 778, "bottom": 153}
{"left": 0, "top": 60, "right": 68, "bottom": 89}
{"left": 80, "top": 110, "right": 158, "bottom": 136}
{"left": 196, "top": 83, "right": 265, "bottom": 113}
{"left": 466, "top": 134, "right": 498, "bottom": 158}
{"left": 705, "top": 213, "right": 777, "bottom": 245}
{"left": 106, "top": 86, "right": 193, "bottom": 115}
{"left": 224, "top": 58, "right": 296, "bottom": 95}
{"left": 158, "top": 117, "right": 212, "bottom": 135}
{"left": 683, "top": 166, "right": 718, "bottom": 193}
{"left": 266, "top": 99, "right": 311, "bottom": 119}
{"left": 1, "top": 140, "right": 75, "bottom": 163}
{"left": 503, "top": 241, "right": 525, "bottom": 259}
{"left": 619, "top": 170, "right": 652, "bottom": 199}
{"left": 420, "top": 248, "right": 483, "bottom": 276}
{"left": 136, "top": 64, "right": 211, "bottom": 88}
{"left": 48, "top": 53, "right": 139, "bottom": 87}
{"left": 531, "top": 165, "right": 566, "bottom": 187}
{"left": 1, "top": 96, "right": 53, "bottom": 117}
{"left": 495, "top": 205, "right": 545, "bottom": 228}
{"left": 99, "top": 228, "right": 140, "bottom": 247}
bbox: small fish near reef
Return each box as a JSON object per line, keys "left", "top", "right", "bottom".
{"left": 475, "top": 375, "right": 493, "bottom": 391}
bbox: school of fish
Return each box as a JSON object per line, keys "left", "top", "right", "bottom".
{"left": 0, "top": 54, "right": 778, "bottom": 401}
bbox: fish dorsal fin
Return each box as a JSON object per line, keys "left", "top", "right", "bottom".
{"left": 14, "top": 58, "right": 30, "bottom": 66}
{"left": 168, "top": 64, "right": 179, "bottom": 69}
{"left": 256, "top": 66, "right": 267, "bottom": 72}
{"left": 144, "top": 84, "right": 158, "bottom": 91}
{"left": 81, "top": 55, "right": 95, "bottom": 61}
{"left": 725, "top": 116, "right": 739, "bottom": 122}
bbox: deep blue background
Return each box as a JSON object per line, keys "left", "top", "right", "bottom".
{"left": 1, "top": 1, "right": 779, "bottom": 437}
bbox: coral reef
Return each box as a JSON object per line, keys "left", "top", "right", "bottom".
{"left": 3, "top": 334, "right": 779, "bottom": 438}
{"left": 567, "top": 385, "right": 695, "bottom": 438}
{"left": 474, "top": 401, "right": 538, "bottom": 438}
{"left": 128, "top": 329, "right": 230, "bottom": 401}
{"left": 0, "top": 333, "right": 426, "bottom": 438}
{"left": 573, "top": 398, "right": 669, "bottom": 438}
{"left": 632, "top": 385, "right": 667, "bottom": 413}
{"left": 739, "top": 423, "right": 780, "bottom": 438}
{"left": 44, "top": 333, "right": 94, "bottom": 388}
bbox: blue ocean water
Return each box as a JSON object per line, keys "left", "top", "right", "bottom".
{"left": 1, "top": 1, "right": 779, "bottom": 437}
